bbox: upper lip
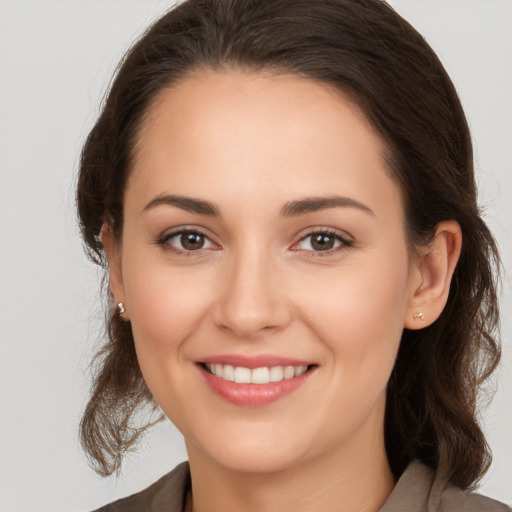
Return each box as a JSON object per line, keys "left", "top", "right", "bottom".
{"left": 198, "top": 354, "right": 315, "bottom": 369}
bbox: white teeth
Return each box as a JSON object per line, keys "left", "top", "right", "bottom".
{"left": 284, "top": 366, "right": 295, "bottom": 379}
{"left": 295, "top": 365, "right": 307, "bottom": 377}
{"left": 204, "top": 363, "right": 310, "bottom": 384}
{"left": 223, "top": 364, "right": 235, "bottom": 382}
{"left": 269, "top": 366, "right": 284, "bottom": 382}
{"left": 251, "top": 367, "right": 270, "bottom": 384}
{"left": 234, "top": 366, "right": 252, "bottom": 384}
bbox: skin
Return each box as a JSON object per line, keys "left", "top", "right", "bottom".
{"left": 103, "top": 70, "right": 461, "bottom": 512}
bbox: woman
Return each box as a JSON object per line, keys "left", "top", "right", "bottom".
{"left": 77, "top": 0, "right": 509, "bottom": 510}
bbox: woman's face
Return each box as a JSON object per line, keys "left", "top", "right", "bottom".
{"left": 112, "top": 70, "right": 422, "bottom": 473}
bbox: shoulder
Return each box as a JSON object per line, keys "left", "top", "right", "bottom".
{"left": 91, "top": 461, "right": 190, "bottom": 512}
{"left": 381, "top": 461, "right": 511, "bottom": 512}
{"left": 434, "top": 481, "right": 511, "bottom": 512}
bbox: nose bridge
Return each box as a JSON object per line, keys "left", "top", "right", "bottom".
{"left": 214, "top": 240, "right": 291, "bottom": 338}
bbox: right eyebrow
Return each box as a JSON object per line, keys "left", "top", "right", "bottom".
{"left": 142, "top": 194, "right": 221, "bottom": 217}
{"left": 280, "top": 196, "right": 374, "bottom": 217}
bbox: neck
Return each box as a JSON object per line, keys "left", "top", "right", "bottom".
{"left": 186, "top": 423, "right": 395, "bottom": 512}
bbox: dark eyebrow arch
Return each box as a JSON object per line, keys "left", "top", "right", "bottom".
{"left": 143, "top": 194, "right": 221, "bottom": 217}
{"left": 143, "top": 194, "right": 373, "bottom": 218}
{"left": 280, "top": 196, "right": 374, "bottom": 217}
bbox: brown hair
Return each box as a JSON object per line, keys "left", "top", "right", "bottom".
{"left": 77, "top": 0, "right": 501, "bottom": 487}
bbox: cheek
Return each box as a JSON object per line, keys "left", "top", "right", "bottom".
{"left": 121, "top": 255, "right": 216, "bottom": 422}
{"left": 122, "top": 253, "right": 214, "bottom": 355}
{"left": 295, "top": 251, "right": 410, "bottom": 379}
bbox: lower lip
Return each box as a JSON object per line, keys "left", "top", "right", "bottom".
{"left": 198, "top": 365, "right": 315, "bottom": 407}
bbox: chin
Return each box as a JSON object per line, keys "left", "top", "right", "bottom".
{"left": 210, "top": 446, "right": 308, "bottom": 475}
{"left": 186, "top": 423, "right": 314, "bottom": 475}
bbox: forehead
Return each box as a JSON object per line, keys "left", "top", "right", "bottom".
{"left": 127, "top": 70, "right": 401, "bottom": 219}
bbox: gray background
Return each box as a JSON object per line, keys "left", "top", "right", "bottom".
{"left": 0, "top": 1, "right": 510, "bottom": 510}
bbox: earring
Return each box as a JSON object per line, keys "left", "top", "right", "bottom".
{"left": 117, "top": 302, "right": 126, "bottom": 315}
{"left": 413, "top": 312, "right": 425, "bottom": 321}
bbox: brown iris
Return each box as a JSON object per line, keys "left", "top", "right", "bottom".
{"left": 310, "top": 233, "right": 336, "bottom": 251}
{"left": 181, "top": 232, "right": 205, "bottom": 250}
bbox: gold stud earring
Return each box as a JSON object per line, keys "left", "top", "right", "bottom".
{"left": 117, "top": 302, "right": 126, "bottom": 315}
{"left": 413, "top": 312, "right": 425, "bottom": 321}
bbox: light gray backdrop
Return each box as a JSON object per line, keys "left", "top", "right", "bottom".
{"left": 0, "top": 1, "right": 510, "bottom": 510}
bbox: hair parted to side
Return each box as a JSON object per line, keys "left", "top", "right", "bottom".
{"left": 77, "top": 0, "right": 501, "bottom": 487}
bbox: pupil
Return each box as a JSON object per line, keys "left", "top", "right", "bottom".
{"left": 182, "top": 232, "right": 204, "bottom": 250}
{"left": 312, "top": 234, "right": 334, "bottom": 251}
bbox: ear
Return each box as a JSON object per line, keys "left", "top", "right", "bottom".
{"left": 405, "top": 220, "right": 462, "bottom": 329}
{"left": 101, "top": 224, "right": 128, "bottom": 318}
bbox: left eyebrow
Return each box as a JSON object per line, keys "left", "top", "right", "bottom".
{"left": 280, "top": 196, "right": 375, "bottom": 217}
{"left": 142, "top": 193, "right": 221, "bottom": 217}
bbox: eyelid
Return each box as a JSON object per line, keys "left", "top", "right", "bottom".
{"left": 291, "top": 227, "right": 354, "bottom": 255}
{"left": 154, "top": 225, "right": 354, "bottom": 257}
{"left": 155, "top": 226, "right": 220, "bottom": 254}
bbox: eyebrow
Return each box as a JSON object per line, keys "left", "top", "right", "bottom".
{"left": 142, "top": 193, "right": 374, "bottom": 217}
{"left": 280, "top": 196, "right": 374, "bottom": 217}
{"left": 143, "top": 194, "right": 221, "bottom": 216}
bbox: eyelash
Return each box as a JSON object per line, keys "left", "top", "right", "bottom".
{"left": 155, "top": 228, "right": 353, "bottom": 257}
{"left": 294, "top": 229, "right": 354, "bottom": 257}
{"left": 155, "top": 228, "right": 218, "bottom": 257}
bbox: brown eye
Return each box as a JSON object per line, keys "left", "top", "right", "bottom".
{"left": 181, "top": 232, "right": 205, "bottom": 250}
{"left": 310, "top": 233, "right": 336, "bottom": 251}
{"left": 161, "top": 230, "right": 215, "bottom": 252}
{"left": 295, "top": 231, "right": 351, "bottom": 254}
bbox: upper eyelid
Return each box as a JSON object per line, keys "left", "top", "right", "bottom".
{"left": 295, "top": 226, "right": 353, "bottom": 243}
{"left": 157, "top": 228, "right": 218, "bottom": 255}
{"left": 156, "top": 226, "right": 353, "bottom": 250}
{"left": 159, "top": 225, "right": 216, "bottom": 242}
{"left": 293, "top": 231, "right": 353, "bottom": 250}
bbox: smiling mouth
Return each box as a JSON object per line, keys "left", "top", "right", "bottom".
{"left": 200, "top": 363, "right": 316, "bottom": 384}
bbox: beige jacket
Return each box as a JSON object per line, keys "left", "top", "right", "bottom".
{"left": 93, "top": 460, "right": 510, "bottom": 512}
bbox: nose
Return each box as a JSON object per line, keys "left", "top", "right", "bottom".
{"left": 212, "top": 247, "right": 293, "bottom": 339}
